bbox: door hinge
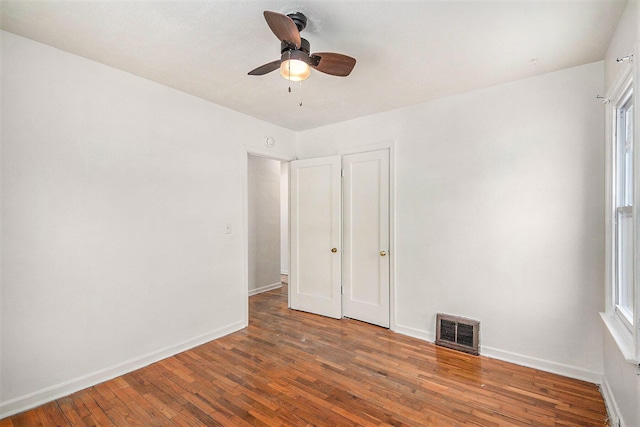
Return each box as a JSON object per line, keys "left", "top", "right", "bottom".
{"left": 341, "top": 286, "right": 345, "bottom": 295}
{"left": 341, "top": 169, "right": 345, "bottom": 177}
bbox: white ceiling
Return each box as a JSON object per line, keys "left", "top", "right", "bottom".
{"left": 0, "top": 0, "right": 627, "bottom": 131}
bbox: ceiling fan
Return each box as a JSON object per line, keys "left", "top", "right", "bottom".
{"left": 248, "top": 11, "right": 356, "bottom": 81}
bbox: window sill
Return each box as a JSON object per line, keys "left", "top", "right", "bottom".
{"left": 600, "top": 312, "right": 637, "bottom": 364}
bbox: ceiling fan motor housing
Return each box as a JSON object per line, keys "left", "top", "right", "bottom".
{"left": 281, "top": 38, "right": 310, "bottom": 54}
{"left": 281, "top": 48, "right": 310, "bottom": 65}
{"left": 287, "top": 12, "right": 307, "bottom": 32}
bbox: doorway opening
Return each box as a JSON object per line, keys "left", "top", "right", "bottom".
{"left": 247, "top": 154, "right": 290, "bottom": 320}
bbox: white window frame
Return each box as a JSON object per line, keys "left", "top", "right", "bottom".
{"left": 603, "top": 57, "right": 639, "bottom": 364}
{"left": 614, "top": 83, "right": 634, "bottom": 330}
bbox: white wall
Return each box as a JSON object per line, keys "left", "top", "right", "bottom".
{"left": 247, "top": 155, "right": 282, "bottom": 294}
{"left": 604, "top": 0, "right": 638, "bottom": 92}
{"left": 601, "top": 2, "right": 639, "bottom": 426}
{"left": 297, "top": 61, "right": 606, "bottom": 382}
{"left": 0, "top": 37, "right": 3, "bottom": 410}
{"left": 0, "top": 31, "right": 296, "bottom": 416}
{"left": 280, "top": 162, "right": 290, "bottom": 275}
{"left": 602, "top": 331, "right": 640, "bottom": 427}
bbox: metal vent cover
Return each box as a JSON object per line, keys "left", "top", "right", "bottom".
{"left": 435, "top": 313, "right": 480, "bottom": 356}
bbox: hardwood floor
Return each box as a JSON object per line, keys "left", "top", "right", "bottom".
{"left": 2, "top": 284, "right": 609, "bottom": 426}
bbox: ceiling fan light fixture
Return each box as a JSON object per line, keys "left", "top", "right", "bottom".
{"left": 280, "top": 59, "right": 310, "bottom": 81}
{"left": 280, "top": 50, "right": 310, "bottom": 81}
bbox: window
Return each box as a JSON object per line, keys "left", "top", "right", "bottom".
{"left": 614, "top": 81, "right": 634, "bottom": 330}
{"left": 603, "top": 63, "right": 638, "bottom": 362}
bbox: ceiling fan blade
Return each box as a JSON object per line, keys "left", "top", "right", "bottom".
{"left": 264, "top": 11, "right": 301, "bottom": 49}
{"left": 310, "top": 52, "right": 356, "bottom": 77}
{"left": 248, "top": 59, "right": 281, "bottom": 76}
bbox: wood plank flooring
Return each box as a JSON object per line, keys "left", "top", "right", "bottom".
{"left": 2, "top": 284, "right": 609, "bottom": 426}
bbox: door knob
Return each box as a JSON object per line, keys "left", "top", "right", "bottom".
{"left": 380, "top": 251, "right": 387, "bottom": 256}
{"left": 331, "top": 248, "right": 338, "bottom": 253}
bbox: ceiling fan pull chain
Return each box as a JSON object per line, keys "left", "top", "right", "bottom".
{"left": 299, "top": 81, "right": 303, "bottom": 107}
{"left": 288, "top": 51, "right": 292, "bottom": 93}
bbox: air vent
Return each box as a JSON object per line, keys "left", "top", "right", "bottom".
{"left": 435, "top": 313, "right": 480, "bottom": 356}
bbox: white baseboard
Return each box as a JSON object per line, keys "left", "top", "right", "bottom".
{"left": 395, "top": 323, "right": 602, "bottom": 384}
{"left": 395, "top": 324, "right": 435, "bottom": 342}
{"left": 280, "top": 270, "right": 289, "bottom": 275}
{"left": 0, "top": 320, "right": 246, "bottom": 419}
{"left": 601, "top": 376, "right": 624, "bottom": 427}
{"left": 481, "top": 345, "right": 602, "bottom": 384}
{"left": 248, "top": 282, "right": 282, "bottom": 296}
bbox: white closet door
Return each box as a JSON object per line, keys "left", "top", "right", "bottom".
{"left": 342, "top": 149, "right": 390, "bottom": 327}
{"left": 289, "top": 156, "right": 342, "bottom": 319}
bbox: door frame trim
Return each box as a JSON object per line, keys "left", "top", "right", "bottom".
{"left": 243, "top": 146, "right": 294, "bottom": 328}
{"left": 339, "top": 141, "right": 396, "bottom": 332}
